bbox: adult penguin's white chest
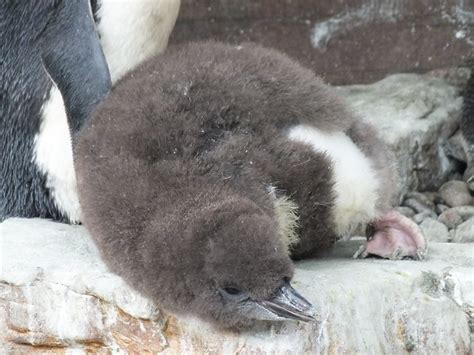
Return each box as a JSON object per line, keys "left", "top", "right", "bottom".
{"left": 33, "top": 85, "right": 81, "bottom": 223}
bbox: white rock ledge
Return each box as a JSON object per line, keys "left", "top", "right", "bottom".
{"left": 338, "top": 72, "right": 464, "bottom": 196}
{"left": 0, "top": 218, "right": 472, "bottom": 354}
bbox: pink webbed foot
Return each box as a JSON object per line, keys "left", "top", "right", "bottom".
{"left": 353, "top": 211, "right": 427, "bottom": 261}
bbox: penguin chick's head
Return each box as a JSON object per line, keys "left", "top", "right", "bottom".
{"left": 138, "top": 197, "right": 317, "bottom": 327}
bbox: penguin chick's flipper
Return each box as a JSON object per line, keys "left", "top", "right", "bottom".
{"left": 195, "top": 132, "right": 338, "bottom": 259}
{"left": 353, "top": 211, "right": 427, "bottom": 260}
{"left": 249, "top": 138, "right": 337, "bottom": 260}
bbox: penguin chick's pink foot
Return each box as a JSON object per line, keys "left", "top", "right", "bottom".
{"left": 353, "top": 211, "right": 427, "bottom": 261}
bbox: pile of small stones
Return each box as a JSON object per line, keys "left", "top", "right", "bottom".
{"left": 395, "top": 180, "right": 474, "bottom": 243}
{"left": 392, "top": 66, "right": 474, "bottom": 244}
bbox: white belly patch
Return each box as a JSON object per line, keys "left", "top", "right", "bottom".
{"left": 287, "top": 124, "right": 380, "bottom": 236}
{"left": 33, "top": 85, "right": 81, "bottom": 223}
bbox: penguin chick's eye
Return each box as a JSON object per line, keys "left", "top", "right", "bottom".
{"left": 219, "top": 286, "right": 249, "bottom": 302}
{"left": 224, "top": 286, "right": 241, "bottom": 295}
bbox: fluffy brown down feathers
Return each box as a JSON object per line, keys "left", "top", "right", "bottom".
{"left": 75, "top": 41, "right": 396, "bottom": 326}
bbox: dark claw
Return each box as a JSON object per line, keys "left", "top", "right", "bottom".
{"left": 366, "top": 222, "right": 376, "bottom": 241}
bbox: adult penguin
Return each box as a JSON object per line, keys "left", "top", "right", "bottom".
{"left": 0, "top": 0, "right": 180, "bottom": 223}
{"left": 0, "top": 0, "right": 111, "bottom": 223}
{"left": 75, "top": 42, "right": 426, "bottom": 327}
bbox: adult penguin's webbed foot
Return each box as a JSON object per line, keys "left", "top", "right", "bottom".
{"left": 353, "top": 210, "right": 427, "bottom": 261}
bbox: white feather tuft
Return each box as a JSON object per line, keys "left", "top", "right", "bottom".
{"left": 288, "top": 124, "right": 380, "bottom": 237}
{"left": 271, "top": 189, "right": 300, "bottom": 252}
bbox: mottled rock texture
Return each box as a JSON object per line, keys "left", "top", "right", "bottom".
{"left": 338, "top": 72, "right": 464, "bottom": 197}
{"left": 1, "top": 218, "right": 472, "bottom": 354}
{"left": 452, "top": 217, "right": 474, "bottom": 243}
{"left": 419, "top": 218, "right": 450, "bottom": 242}
{"left": 439, "top": 180, "right": 474, "bottom": 207}
{"left": 171, "top": 0, "right": 473, "bottom": 85}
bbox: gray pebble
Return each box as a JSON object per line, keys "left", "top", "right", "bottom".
{"left": 435, "top": 204, "right": 450, "bottom": 215}
{"left": 402, "top": 198, "right": 436, "bottom": 215}
{"left": 413, "top": 212, "right": 436, "bottom": 224}
{"left": 451, "top": 217, "right": 474, "bottom": 243}
{"left": 467, "top": 175, "right": 474, "bottom": 193}
{"left": 439, "top": 180, "right": 473, "bottom": 207}
{"left": 438, "top": 209, "right": 464, "bottom": 230}
{"left": 394, "top": 206, "right": 416, "bottom": 218}
{"left": 420, "top": 218, "right": 450, "bottom": 243}
{"left": 445, "top": 206, "right": 474, "bottom": 221}
{"left": 405, "top": 192, "right": 435, "bottom": 210}
{"left": 443, "top": 131, "right": 467, "bottom": 163}
{"left": 423, "top": 192, "right": 445, "bottom": 205}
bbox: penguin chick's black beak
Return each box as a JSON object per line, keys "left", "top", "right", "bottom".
{"left": 236, "top": 281, "right": 319, "bottom": 323}
{"left": 258, "top": 281, "right": 319, "bottom": 323}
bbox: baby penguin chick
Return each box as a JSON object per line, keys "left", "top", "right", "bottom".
{"left": 75, "top": 41, "right": 426, "bottom": 327}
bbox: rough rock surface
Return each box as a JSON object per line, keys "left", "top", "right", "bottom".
{"left": 1, "top": 218, "right": 472, "bottom": 354}
{"left": 452, "top": 218, "right": 474, "bottom": 243}
{"left": 439, "top": 180, "right": 474, "bottom": 207}
{"left": 439, "top": 208, "right": 465, "bottom": 230}
{"left": 338, "top": 72, "right": 463, "bottom": 197}
{"left": 419, "top": 218, "right": 450, "bottom": 243}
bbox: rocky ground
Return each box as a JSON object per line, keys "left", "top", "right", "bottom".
{"left": 0, "top": 218, "right": 473, "bottom": 354}
{"left": 1, "top": 69, "right": 473, "bottom": 354}
{"left": 397, "top": 184, "right": 474, "bottom": 244}
{"left": 337, "top": 67, "right": 471, "bottom": 195}
{"left": 340, "top": 66, "right": 474, "bottom": 250}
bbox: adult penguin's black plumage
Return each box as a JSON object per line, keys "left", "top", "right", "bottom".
{"left": 0, "top": 0, "right": 179, "bottom": 223}
{"left": 0, "top": 0, "right": 110, "bottom": 223}
{"left": 75, "top": 41, "right": 426, "bottom": 327}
